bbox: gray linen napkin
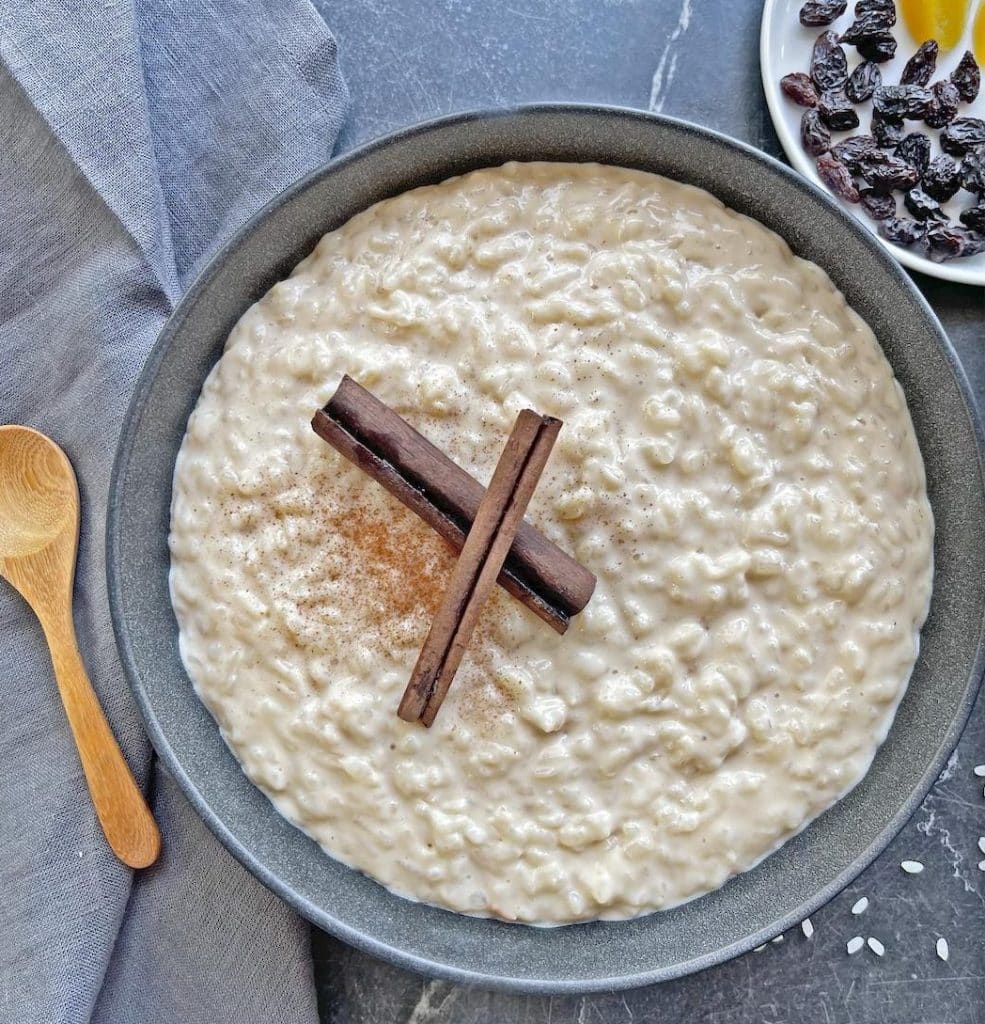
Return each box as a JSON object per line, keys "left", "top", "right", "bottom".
{"left": 0, "top": 3, "right": 347, "bottom": 1021}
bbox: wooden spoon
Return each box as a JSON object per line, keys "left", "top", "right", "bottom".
{"left": 0, "top": 425, "right": 160, "bottom": 868}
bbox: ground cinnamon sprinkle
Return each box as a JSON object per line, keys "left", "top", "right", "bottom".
{"left": 220, "top": 464, "right": 512, "bottom": 724}
{"left": 320, "top": 485, "right": 510, "bottom": 725}
{"left": 330, "top": 497, "right": 450, "bottom": 623}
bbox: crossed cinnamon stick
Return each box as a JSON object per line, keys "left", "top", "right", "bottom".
{"left": 312, "top": 377, "right": 595, "bottom": 725}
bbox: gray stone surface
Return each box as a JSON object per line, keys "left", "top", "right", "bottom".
{"left": 311, "top": 1, "right": 985, "bottom": 1020}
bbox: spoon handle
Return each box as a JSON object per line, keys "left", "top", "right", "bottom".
{"left": 43, "top": 612, "right": 161, "bottom": 868}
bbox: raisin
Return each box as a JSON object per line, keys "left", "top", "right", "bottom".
{"left": 818, "top": 90, "right": 860, "bottom": 130}
{"left": 845, "top": 60, "right": 881, "bottom": 103}
{"left": 817, "top": 153, "right": 861, "bottom": 202}
{"left": 879, "top": 216, "right": 926, "bottom": 246}
{"left": 925, "top": 80, "right": 960, "bottom": 129}
{"left": 800, "top": 0, "right": 848, "bottom": 25}
{"left": 801, "top": 109, "right": 832, "bottom": 156}
{"left": 940, "top": 118, "right": 985, "bottom": 156}
{"left": 924, "top": 223, "right": 985, "bottom": 262}
{"left": 855, "top": 33, "right": 897, "bottom": 62}
{"left": 781, "top": 72, "right": 820, "bottom": 107}
{"left": 859, "top": 151, "right": 921, "bottom": 191}
{"left": 922, "top": 155, "right": 962, "bottom": 201}
{"left": 811, "top": 31, "right": 849, "bottom": 91}
{"left": 903, "top": 187, "right": 946, "bottom": 221}
{"left": 873, "top": 85, "right": 932, "bottom": 120}
{"left": 833, "top": 134, "right": 878, "bottom": 171}
{"left": 900, "top": 40, "right": 938, "bottom": 86}
{"left": 959, "top": 205, "right": 985, "bottom": 232}
{"left": 860, "top": 188, "right": 896, "bottom": 219}
{"left": 841, "top": 10, "right": 894, "bottom": 42}
{"left": 951, "top": 50, "right": 981, "bottom": 104}
{"left": 895, "top": 133, "right": 931, "bottom": 175}
{"left": 960, "top": 147, "right": 985, "bottom": 194}
{"left": 872, "top": 114, "right": 904, "bottom": 147}
{"left": 854, "top": 0, "right": 896, "bottom": 23}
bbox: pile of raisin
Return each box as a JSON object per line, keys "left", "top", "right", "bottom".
{"left": 780, "top": 0, "right": 985, "bottom": 261}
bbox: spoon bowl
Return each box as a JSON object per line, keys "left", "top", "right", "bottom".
{"left": 0, "top": 425, "right": 160, "bottom": 868}
{"left": 0, "top": 427, "right": 76, "bottom": 559}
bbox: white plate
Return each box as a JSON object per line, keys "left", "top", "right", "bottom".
{"left": 761, "top": 0, "right": 985, "bottom": 286}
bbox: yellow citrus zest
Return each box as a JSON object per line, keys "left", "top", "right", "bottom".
{"left": 898, "top": 0, "right": 971, "bottom": 52}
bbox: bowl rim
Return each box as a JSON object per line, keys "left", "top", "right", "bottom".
{"left": 107, "top": 102, "right": 985, "bottom": 993}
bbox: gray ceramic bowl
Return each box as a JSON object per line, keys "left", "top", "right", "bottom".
{"left": 108, "top": 105, "right": 985, "bottom": 993}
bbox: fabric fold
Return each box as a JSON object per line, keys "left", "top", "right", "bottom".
{"left": 0, "top": 0, "right": 180, "bottom": 298}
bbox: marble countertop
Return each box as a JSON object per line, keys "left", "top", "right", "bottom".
{"left": 310, "top": 2, "right": 985, "bottom": 1020}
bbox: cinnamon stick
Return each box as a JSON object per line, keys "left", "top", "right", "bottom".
{"left": 398, "top": 411, "right": 562, "bottom": 726}
{"left": 311, "top": 376, "right": 595, "bottom": 634}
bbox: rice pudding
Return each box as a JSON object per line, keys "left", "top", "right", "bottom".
{"left": 169, "top": 162, "right": 933, "bottom": 923}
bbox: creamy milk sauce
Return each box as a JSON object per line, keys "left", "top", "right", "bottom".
{"left": 170, "top": 163, "right": 933, "bottom": 923}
